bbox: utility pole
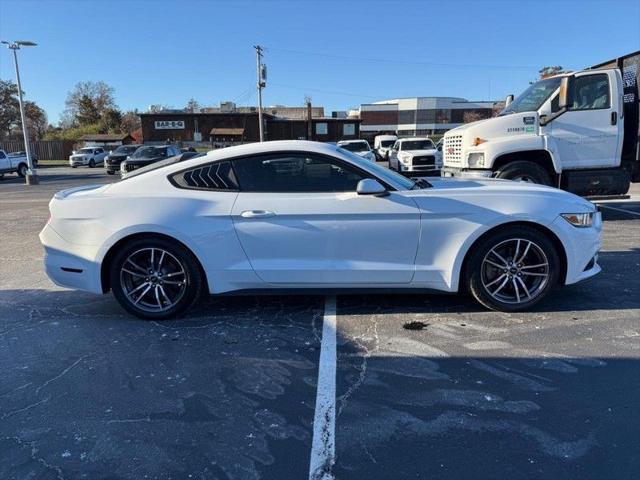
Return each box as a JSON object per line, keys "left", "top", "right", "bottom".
{"left": 2, "top": 40, "right": 38, "bottom": 184}
{"left": 305, "top": 96, "right": 313, "bottom": 140}
{"left": 254, "top": 45, "right": 266, "bottom": 142}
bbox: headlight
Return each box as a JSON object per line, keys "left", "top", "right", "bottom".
{"left": 399, "top": 153, "right": 410, "bottom": 163}
{"left": 468, "top": 152, "right": 485, "bottom": 168}
{"left": 561, "top": 212, "right": 594, "bottom": 228}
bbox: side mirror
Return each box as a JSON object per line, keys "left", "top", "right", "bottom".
{"left": 558, "top": 75, "right": 574, "bottom": 110}
{"left": 357, "top": 178, "right": 388, "bottom": 196}
{"left": 505, "top": 94, "right": 514, "bottom": 107}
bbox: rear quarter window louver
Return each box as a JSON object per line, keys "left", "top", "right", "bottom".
{"left": 170, "top": 161, "right": 239, "bottom": 191}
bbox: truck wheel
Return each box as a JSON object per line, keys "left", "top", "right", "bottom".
{"left": 88, "top": 159, "right": 95, "bottom": 168}
{"left": 465, "top": 225, "right": 560, "bottom": 312}
{"left": 107, "top": 170, "right": 115, "bottom": 175}
{"left": 495, "top": 161, "right": 553, "bottom": 186}
{"left": 17, "top": 163, "right": 28, "bottom": 177}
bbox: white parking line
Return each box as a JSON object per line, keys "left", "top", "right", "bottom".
{"left": 597, "top": 204, "right": 640, "bottom": 218}
{"left": 308, "top": 296, "right": 337, "bottom": 480}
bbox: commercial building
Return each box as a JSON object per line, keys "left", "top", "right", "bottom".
{"left": 140, "top": 106, "right": 360, "bottom": 144}
{"left": 359, "top": 97, "right": 502, "bottom": 141}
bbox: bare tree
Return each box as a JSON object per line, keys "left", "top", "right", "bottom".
{"left": 463, "top": 110, "right": 485, "bottom": 124}
{"left": 24, "top": 101, "right": 48, "bottom": 140}
{"left": 120, "top": 109, "right": 141, "bottom": 134}
{"left": 538, "top": 66, "right": 568, "bottom": 79}
{"left": 185, "top": 98, "right": 200, "bottom": 112}
{"left": 63, "top": 81, "right": 117, "bottom": 126}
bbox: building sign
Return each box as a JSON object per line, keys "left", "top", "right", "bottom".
{"left": 155, "top": 120, "right": 185, "bottom": 129}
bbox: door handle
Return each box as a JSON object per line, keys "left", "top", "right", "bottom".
{"left": 240, "top": 210, "right": 276, "bottom": 219}
{"left": 611, "top": 111, "right": 617, "bottom": 125}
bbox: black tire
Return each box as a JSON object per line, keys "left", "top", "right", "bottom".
{"left": 17, "top": 163, "right": 28, "bottom": 177}
{"left": 88, "top": 159, "right": 95, "bottom": 168}
{"left": 71, "top": 165, "right": 77, "bottom": 168}
{"left": 107, "top": 170, "right": 115, "bottom": 175}
{"left": 465, "top": 225, "right": 560, "bottom": 312}
{"left": 495, "top": 161, "right": 553, "bottom": 186}
{"left": 110, "top": 236, "right": 204, "bottom": 320}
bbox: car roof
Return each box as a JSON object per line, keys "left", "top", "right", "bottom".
{"left": 116, "top": 140, "right": 409, "bottom": 192}
{"left": 337, "top": 139, "right": 368, "bottom": 144}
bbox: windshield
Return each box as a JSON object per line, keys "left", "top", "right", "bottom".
{"left": 401, "top": 140, "right": 433, "bottom": 150}
{"left": 339, "top": 142, "right": 369, "bottom": 152}
{"left": 380, "top": 140, "right": 395, "bottom": 148}
{"left": 501, "top": 77, "right": 562, "bottom": 115}
{"left": 114, "top": 145, "right": 139, "bottom": 154}
{"left": 131, "top": 146, "right": 159, "bottom": 158}
{"left": 336, "top": 147, "right": 415, "bottom": 190}
{"left": 78, "top": 148, "right": 94, "bottom": 154}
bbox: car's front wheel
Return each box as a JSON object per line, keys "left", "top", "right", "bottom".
{"left": 88, "top": 159, "right": 95, "bottom": 168}
{"left": 465, "top": 226, "right": 560, "bottom": 311}
{"left": 110, "top": 237, "right": 203, "bottom": 320}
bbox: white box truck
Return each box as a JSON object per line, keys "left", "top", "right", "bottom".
{"left": 442, "top": 50, "right": 640, "bottom": 196}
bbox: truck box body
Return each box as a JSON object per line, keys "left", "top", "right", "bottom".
{"left": 592, "top": 51, "right": 640, "bottom": 175}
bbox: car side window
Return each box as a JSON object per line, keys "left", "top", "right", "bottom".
{"left": 170, "top": 161, "right": 239, "bottom": 191}
{"left": 232, "top": 153, "right": 368, "bottom": 193}
{"left": 572, "top": 74, "right": 610, "bottom": 110}
{"left": 0, "top": 151, "right": 6, "bottom": 159}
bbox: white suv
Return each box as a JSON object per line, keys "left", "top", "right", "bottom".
{"left": 388, "top": 137, "right": 441, "bottom": 175}
{"left": 69, "top": 147, "right": 108, "bottom": 168}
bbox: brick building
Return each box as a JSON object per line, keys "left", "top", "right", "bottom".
{"left": 140, "top": 110, "right": 360, "bottom": 144}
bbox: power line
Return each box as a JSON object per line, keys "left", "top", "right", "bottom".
{"left": 265, "top": 46, "right": 575, "bottom": 70}
{"left": 269, "top": 82, "right": 380, "bottom": 99}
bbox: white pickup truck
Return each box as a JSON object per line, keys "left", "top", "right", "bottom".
{"left": 442, "top": 50, "right": 640, "bottom": 196}
{"left": 0, "top": 150, "right": 31, "bottom": 179}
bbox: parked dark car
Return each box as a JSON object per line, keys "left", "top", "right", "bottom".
{"left": 105, "top": 145, "right": 142, "bottom": 175}
{"left": 119, "top": 145, "right": 181, "bottom": 174}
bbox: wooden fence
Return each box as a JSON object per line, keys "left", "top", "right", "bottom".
{"left": 0, "top": 140, "right": 75, "bottom": 160}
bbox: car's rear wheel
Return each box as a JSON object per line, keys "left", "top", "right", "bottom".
{"left": 17, "top": 163, "right": 28, "bottom": 177}
{"left": 465, "top": 226, "right": 560, "bottom": 311}
{"left": 110, "top": 237, "right": 203, "bottom": 320}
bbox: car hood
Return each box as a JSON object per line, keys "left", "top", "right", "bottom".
{"left": 401, "top": 149, "right": 438, "bottom": 156}
{"left": 352, "top": 151, "right": 372, "bottom": 157}
{"left": 126, "top": 156, "right": 163, "bottom": 163}
{"left": 405, "top": 177, "right": 595, "bottom": 215}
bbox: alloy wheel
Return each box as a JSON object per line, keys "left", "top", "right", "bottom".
{"left": 120, "top": 247, "right": 187, "bottom": 313}
{"left": 481, "top": 238, "right": 550, "bottom": 305}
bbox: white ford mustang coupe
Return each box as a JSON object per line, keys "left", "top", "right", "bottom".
{"left": 41, "top": 141, "right": 602, "bottom": 319}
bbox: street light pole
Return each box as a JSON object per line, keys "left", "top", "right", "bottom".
{"left": 2, "top": 40, "right": 38, "bottom": 184}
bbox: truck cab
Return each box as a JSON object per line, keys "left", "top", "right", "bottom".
{"left": 0, "top": 150, "right": 30, "bottom": 179}
{"left": 442, "top": 51, "right": 639, "bottom": 196}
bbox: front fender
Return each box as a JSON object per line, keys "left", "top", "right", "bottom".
{"left": 480, "top": 135, "right": 561, "bottom": 174}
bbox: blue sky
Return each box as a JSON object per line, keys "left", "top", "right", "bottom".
{"left": 1, "top": 0, "right": 639, "bottom": 124}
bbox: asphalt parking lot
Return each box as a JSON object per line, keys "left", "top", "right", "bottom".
{"left": 1, "top": 166, "right": 639, "bottom": 480}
